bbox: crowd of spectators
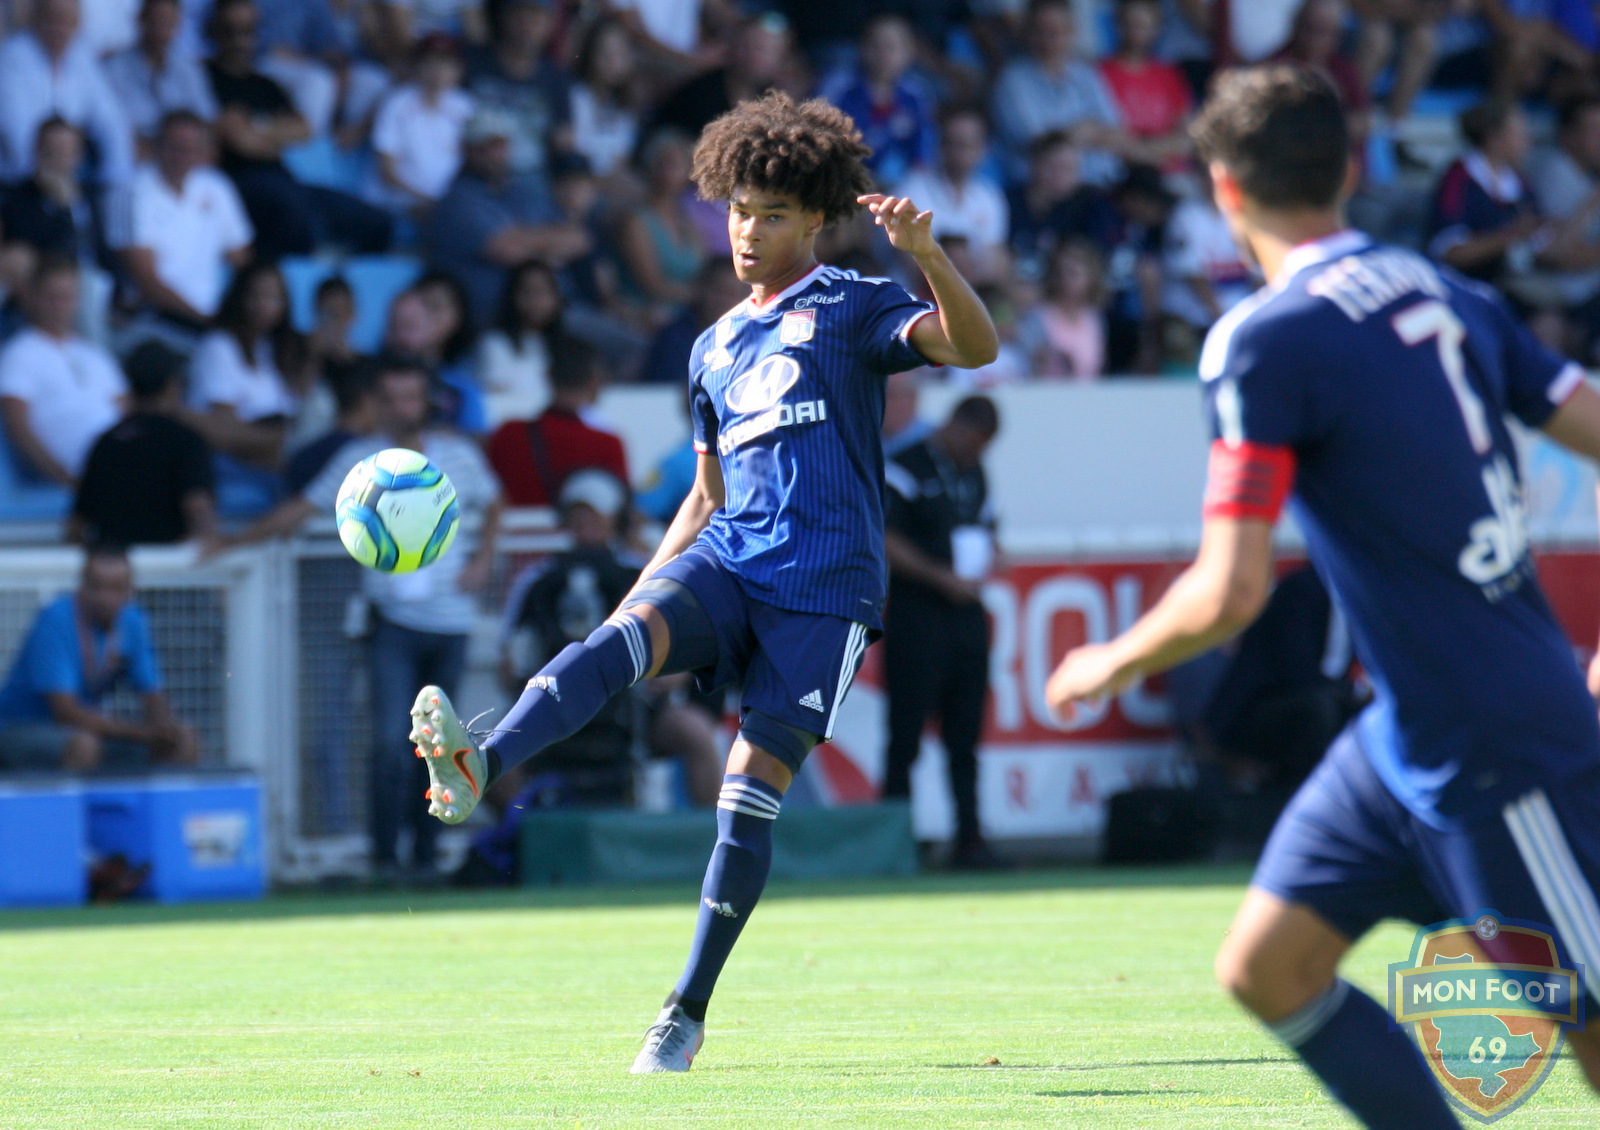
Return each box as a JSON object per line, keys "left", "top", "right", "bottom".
{"left": 0, "top": 0, "right": 1596, "bottom": 529}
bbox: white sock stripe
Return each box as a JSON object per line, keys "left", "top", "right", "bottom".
{"left": 719, "top": 786, "right": 781, "bottom": 813}
{"left": 1269, "top": 978, "right": 1350, "bottom": 1048}
{"left": 717, "top": 799, "right": 779, "bottom": 819}
{"left": 1503, "top": 791, "right": 1600, "bottom": 1002}
{"left": 824, "top": 623, "right": 868, "bottom": 740}
{"left": 608, "top": 615, "right": 647, "bottom": 682}
{"left": 1513, "top": 791, "right": 1600, "bottom": 977}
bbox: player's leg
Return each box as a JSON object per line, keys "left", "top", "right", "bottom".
{"left": 1217, "top": 731, "right": 1461, "bottom": 1129}
{"left": 416, "top": 550, "right": 734, "bottom": 823}
{"left": 880, "top": 603, "right": 940, "bottom": 802}
{"left": 633, "top": 610, "right": 869, "bottom": 1074}
{"left": 1432, "top": 771, "right": 1600, "bottom": 1096}
{"left": 940, "top": 607, "right": 991, "bottom": 862}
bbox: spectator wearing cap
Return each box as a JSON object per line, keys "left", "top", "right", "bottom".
{"left": 426, "top": 106, "right": 592, "bottom": 321}
{"left": 0, "top": 545, "right": 198, "bottom": 773}
{"left": 0, "top": 0, "right": 135, "bottom": 187}
{"left": 0, "top": 256, "right": 126, "bottom": 486}
{"left": 463, "top": 0, "right": 568, "bottom": 190}
{"left": 205, "top": 0, "right": 391, "bottom": 261}
{"left": 816, "top": 15, "right": 938, "bottom": 189}
{"left": 103, "top": 0, "right": 217, "bottom": 151}
{"left": 895, "top": 106, "right": 1010, "bottom": 285}
{"left": 71, "top": 341, "right": 216, "bottom": 546}
{"left": 114, "top": 110, "right": 253, "bottom": 334}
{"left": 369, "top": 33, "right": 476, "bottom": 211}
{"left": 568, "top": 17, "right": 642, "bottom": 184}
{"left": 487, "top": 332, "right": 628, "bottom": 507}
{"left": 991, "top": 0, "right": 1126, "bottom": 185}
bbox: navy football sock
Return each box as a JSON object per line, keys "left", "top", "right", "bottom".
{"left": 1270, "top": 979, "right": 1459, "bottom": 1129}
{"left": 481, "top": 616, "right": 651, "bottom": 781}
{"left": 673, "top": 775, "right": 783, "bottom": 1011}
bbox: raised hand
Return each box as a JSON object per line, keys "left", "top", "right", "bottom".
{"left": 857, "top": 194, "right": 936, "bottom": 258}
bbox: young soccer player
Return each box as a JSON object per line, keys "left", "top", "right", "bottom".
{"left": 411, "top": 91, "right": 998, "bottom": 1072}
{"left": 1046, "top": 67, "right": 1600, "bottom": 1127}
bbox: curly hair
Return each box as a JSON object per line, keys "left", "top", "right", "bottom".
{"left": 691, "top": 91, "right": 874, "bottom": 225}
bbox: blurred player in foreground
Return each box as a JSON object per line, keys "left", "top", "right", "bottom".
{"left": 411, "top": 91, "right": 998, "bottom": 1071}
{"left": 1047, "top": 67, "right": 1600, "bottom": 1127}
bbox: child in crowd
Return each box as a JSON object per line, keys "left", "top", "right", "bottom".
{"left": 371, "top": 32, "right": 476, "bottom": 210}
{"left": 1019, "top": 238, "right": 1108, "bottom": 380}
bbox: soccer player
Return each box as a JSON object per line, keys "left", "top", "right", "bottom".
{"left": 411, "top": 91, "right": 998, "bottom": 1072}
{"left": 1047, "top": 68, "right": 1600, "bottom": 1127}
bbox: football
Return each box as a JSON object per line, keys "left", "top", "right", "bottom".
{"left": 334, "top": 448, "right": 460, "bottom": 574}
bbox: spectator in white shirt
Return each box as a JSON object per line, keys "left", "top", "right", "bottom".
{"left": 370, "top": 32, "right": 475, "bottom": 209}
{"left": 0, "top": 256, "right": 127, "bottom": 484}
{"left": 0, "top": 0, "right": 135, "bottom": 186}
{"left": 187, "top": 261, "right": 305, "bottom": 468}
{"left": 103, "top": 0, "right": 218, "bottom": 151}
{"left": 895, "top": 105, "right": 1011, "bottom": 284}
{"left": 117, "top": 110, "right": 254, "bottom": 331}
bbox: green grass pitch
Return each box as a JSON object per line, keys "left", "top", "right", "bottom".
{"left": 1, "top": 865, "right": 1595, "bottom": 1128}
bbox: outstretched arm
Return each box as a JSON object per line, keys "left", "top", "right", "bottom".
{"left": 1045, "top": 516, "right": 1275, "bottom": 718}
{"left": 858, "top": 194, "right": 1000, "bottom": 368}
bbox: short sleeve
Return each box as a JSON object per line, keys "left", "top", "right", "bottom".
{"left": 25, "top": 607, "right": 81, "bottom": 696}
{"left": 689, "top": 370, "right": 718, "bottom": 455}
{"left": 857, "top": 280, "right": 937, "bottom": 375}
{"left": 0, "top": 338, "right": 38, "bottom": 399}
{"left": 214, "top": 175, "right": 253, "bottom": 251}
{"left": 1199, "top": 305, "right": 1311, "bottom": 450}
{"left": 371, "top": 91, "right": 406, "bottom": 158}
{"left": 1480, "top": 287, "right": 1587, "bottom": 427}
{"left": 121, "top": 607, "right": 162, "bottom": 694}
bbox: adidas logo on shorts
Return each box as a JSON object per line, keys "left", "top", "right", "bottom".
{"left": 799, "top": 689, "right": 825, "bottom": 712}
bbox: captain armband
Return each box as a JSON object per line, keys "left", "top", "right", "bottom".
{"left": 1202, "top": 440, "right": 1296, "bottom": 523}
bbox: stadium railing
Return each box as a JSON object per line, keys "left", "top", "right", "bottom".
{"left": 0, "top": 510, "right": 569, "bottom": 885}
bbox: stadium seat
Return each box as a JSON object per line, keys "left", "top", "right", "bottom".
{"left": 282, "top": 137, "right": 373, "bottom": 196}
{"left": 0, "top": 427, "right": 70, "bottom": 523}
{"left": 281, "top": 254, "right": 422, "bottom": 355}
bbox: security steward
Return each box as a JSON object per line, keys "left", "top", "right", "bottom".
{"left": 880, "top": 395, "right": 1001, "bottom": 869}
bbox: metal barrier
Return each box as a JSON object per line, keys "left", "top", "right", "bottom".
{"left": 0, "top": 512, "right": 571, "bottom": 884}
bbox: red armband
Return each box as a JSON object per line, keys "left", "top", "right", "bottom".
{"left": 1202, "top": 440, "right": 1296, "bottom": 522}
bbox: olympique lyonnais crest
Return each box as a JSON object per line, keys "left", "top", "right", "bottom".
{"left": 1388, "top": 912, "right": 1584, "bottom": 1123}
{"left": 779, "top": 309, "right": 815, "bottom": 345}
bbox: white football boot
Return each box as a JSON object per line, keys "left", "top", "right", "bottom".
{"left": 630, "top": 1005, "right": 705, "bottom": 1073}
{"left": 409, "top": 685, "right": 486, "bottom": 824}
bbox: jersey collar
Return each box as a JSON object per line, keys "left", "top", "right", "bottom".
{"left": 1280, "top": 229, "right": 1373, "bottom": 280}
{"left": 743, "top": 263, "right": 827, "bottom": 315}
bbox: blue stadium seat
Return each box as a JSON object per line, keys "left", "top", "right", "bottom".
{"left": 0, "top": 426, "right": 70, "bottom": 523}
{"left": 281, "top": 254, "right": 422, "bottom": 355}
{"left": 343, "top": 255, "right": 423, "bottom": 353}
{"left": 282, "top": 137, "right": 373, "bottom": 196}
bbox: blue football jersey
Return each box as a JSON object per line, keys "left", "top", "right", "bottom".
{"left": 688, "top": 263, "right": 935, "bottom": 627}
{"left": 1201, "top": 230, "right": 1600, "bottom": 825}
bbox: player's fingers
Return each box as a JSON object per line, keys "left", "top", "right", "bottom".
{"left": 915, "top": 210, "right": 933, "bottom": 224}
{"left": 893, "top": 197, "right": 918, "bottom": 216}
{"left": 855, "top": 194, "right": 885, "bottom": 206}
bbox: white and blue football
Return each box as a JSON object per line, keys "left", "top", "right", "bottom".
{"left": 334, "top": 448, "right": 460, "bottom": 573}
